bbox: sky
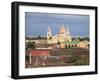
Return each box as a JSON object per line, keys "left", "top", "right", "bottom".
{"left": 25, "top": 12, "right": 89, "bottom": 37}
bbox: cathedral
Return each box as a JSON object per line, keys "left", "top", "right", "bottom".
{"left": 47, "top": 25, "right": 72, "bottom": 44}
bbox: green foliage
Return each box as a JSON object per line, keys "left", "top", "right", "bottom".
{"left": 26, "top": 42, "right": 36, "bottom": 49}
{"left": 77, "top": 37, "right": 89, "bottom": 41}
{"left": 58, "top": 61, "right": 65, "bottom": 64}
{"left": 38, "top": 35, "right": 41, "bottom": 39}
{"left": 70, "top": 55, "right": 88, "bottom": 65}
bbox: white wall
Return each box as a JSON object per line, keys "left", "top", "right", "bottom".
{"left": 0, "top": 0, "right": 99, "bottom": 81}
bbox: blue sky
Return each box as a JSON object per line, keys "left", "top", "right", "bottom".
{"left": 25, "top": 12, "right": 89, "bottom": 37}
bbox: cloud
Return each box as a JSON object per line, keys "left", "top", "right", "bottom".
{"left": 25, "top": 12, "right": 89, "bottom": 37}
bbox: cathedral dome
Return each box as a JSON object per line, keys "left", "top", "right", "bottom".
{"left": 59, "top": 25, "right": 66, "bottom": 34}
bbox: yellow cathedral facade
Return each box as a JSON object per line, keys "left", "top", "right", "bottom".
{"left": 47, "top": 25, "right": 72, "bottom": 44}
{"left": 47, "top": 25, "right": 89, "bottom": 49}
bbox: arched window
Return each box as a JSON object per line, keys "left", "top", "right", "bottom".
{"left": 65, "top": 45, "right": 67, "bottom": 48}
{"left": 75, "top": 44, "right": 77, "bottom": 47}
{"left": 68, "top": 45, "right": 70, "bottom": 48}
{"left": 72, "top": 45, "right": 74, "bottom": 47}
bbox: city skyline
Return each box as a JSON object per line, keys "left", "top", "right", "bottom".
{"left": 25, "top": 12, "right": 89, "bottom": 37}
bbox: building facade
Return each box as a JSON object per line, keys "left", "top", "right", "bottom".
{"left": 47, "top": 25, "right": 72, "bottom": 44}
{"left": 47, "top": 25, "right": 89, "bottom": 49}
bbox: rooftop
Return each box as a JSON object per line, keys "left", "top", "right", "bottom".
{"left": 63, "top": 41, "right": 79, "bottom": 45}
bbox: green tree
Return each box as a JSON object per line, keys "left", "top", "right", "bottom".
{"left": 38, "top": 35, "right": 41, "bottom": 39}
{"left": 70, "top": 55, "right": 88, "bottom": 65}
{"left": 26, "top": 42, "right": 36, "bottom": 49}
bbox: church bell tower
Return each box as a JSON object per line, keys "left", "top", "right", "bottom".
{"left": 47, "top": 27, "right": 52, "bottom": 44}
{"left": 47, "top": 27, "right": 52, "bottom": 40}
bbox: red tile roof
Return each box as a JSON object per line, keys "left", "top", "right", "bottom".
{"left": 31, "top": 50, "right": 50, "bottom": 56}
